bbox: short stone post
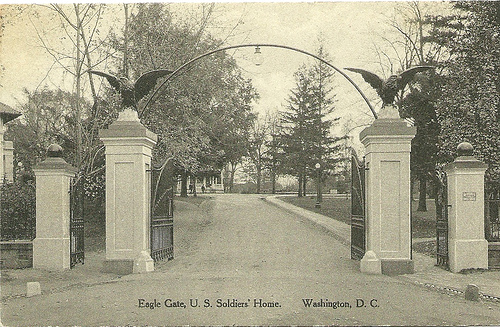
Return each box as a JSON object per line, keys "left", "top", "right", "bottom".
{"left": 33, "top": 144, "right": 77, "bottom": 270}
{"left": 100, "top": 109, "right": 157, "bottom": 274}
{"left": 359, "top": 105, "right": 416, "bottom": 275}
{"left": 445, "top": 142, "right": 488, "bottom": 273}
{"left": 0, "top": 119, "right": 4, "bottom": 181}
{"left": 3, "top": 140, "right": 14, "bottom": 182}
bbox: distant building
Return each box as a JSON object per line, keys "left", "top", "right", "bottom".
{"left": 178, "top": 170, "right": 224, "bottom": 194}
{"left": 0, "top": 102, "right": 21, "bottom": 183}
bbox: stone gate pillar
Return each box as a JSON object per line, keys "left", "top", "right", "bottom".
{"left": 445, "top": 142, "right": 488, "bottom": 273}
{"left": 3, "top": 140, "right": 14, "bottom": 182}
{"left": 1, "top": 104, "right": 21, "bottom": 183}
{"left": 359, "top": 106, "right": 416, "bottom": 275}
{"left": 33, "top": 144, "right": 77, "bottom": 270}
{"left": 100, "top": 109, "right": 157, "bottom": 274}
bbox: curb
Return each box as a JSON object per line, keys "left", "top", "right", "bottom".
{"left": 262, "top": 195, "right": 351, "bottom": 247}
{"left": 263, "top": 195, "right": 500, "bottom": 304}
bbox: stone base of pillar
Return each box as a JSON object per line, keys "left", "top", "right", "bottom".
{"left": 103, "top": 252, "right": 155, "bottom": 275}
{"left": 133, "top": 251, "right": 155, "bottom": 274}
{"left": 449, "top": 239, "right": 488, "bottom": 273}
{"left": 33, "top": 238, "right": 70, "bottom": 270}
{"left": 360, "top": 251, "right": 382, "bottom": 274}
{"left": 381, "top": 259, "right": 414, "bottom": 275}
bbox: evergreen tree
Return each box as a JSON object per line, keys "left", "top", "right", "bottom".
{"left": 278, "top": 46, "right": 345, "bottom": 196}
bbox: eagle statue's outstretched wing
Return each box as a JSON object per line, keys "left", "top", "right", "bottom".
{"left": 89, "top": 71, "right": 121, "bottom": 92}
{"left": 345, "top": 66, "right": 434, "bottom": 107}
{"left": 344, "top": 68, "right": 384, "bottom": 91}
{"left": 398, "top": 66, "right": 434, "bottom": 91}
{"left": 134, "top": 69, "right": 173, "bottom": 102}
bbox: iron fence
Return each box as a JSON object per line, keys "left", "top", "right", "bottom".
{"left": 485, "top": 182, "right": 500, "bottom": 242}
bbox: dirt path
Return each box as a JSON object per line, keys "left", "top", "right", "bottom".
{"left": 2, "top": 194, "right": 500, "bottom": 326}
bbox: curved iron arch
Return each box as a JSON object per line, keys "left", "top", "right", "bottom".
{"left": 138, "top": 43, "right": 378, "bottom": 119}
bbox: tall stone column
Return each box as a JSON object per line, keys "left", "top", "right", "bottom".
{"left": 1, "top": 105, "right": 21, "bottom": 183}
{"left": 445, "top": 142, "right": 488, "bottom": 273}
{"left": 3, "top": 140, "right": 14, "bottom": 182}
{"left": 359, "top": 106, "right": 416, "bottom": 275}
{"left": 100, "top": 109, "right": 157, "bottom": 274}
{"left": 33, "top": 144, "right": 77, "bottom": 270}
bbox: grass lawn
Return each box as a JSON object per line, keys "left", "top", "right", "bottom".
{"left": 280, "top": 195, "right": 438, "bottom": 257}
{"left": 279, "top": 195, "right": 351, "bottom": 225}
{"left": 279, "top": 195, "right": 438, "bottom": 240}
{"left": 413, "top": 240, "right": 437, "bottom": 258}
{"left": 411, "top": 199, "right": 437, "bottom": 239}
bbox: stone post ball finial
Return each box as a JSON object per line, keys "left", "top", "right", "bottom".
{"left": 47, "top": 144, "right": 63, "bottom": 158}
{"left": 457, "top": 142, "right": 474, "bottom": 157}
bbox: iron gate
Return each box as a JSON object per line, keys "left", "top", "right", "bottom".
{"left": 485, "top": 182, "right": 500, "bottom": 268}
{"left": 435, "top": 171, "right": 449, "bottom": 269}
{"left": 69, "top": 176, "right": 85, "bottom": 268}
{"left": 150, "top": 158, "right": 174, "bottom": 262}
{"left": 351, "top": 154, "right": 366, "bottom": 261}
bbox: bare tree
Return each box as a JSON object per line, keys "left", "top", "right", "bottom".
{"left": 247, "top": 111, "right": 276, "bottom": 193}
{"left": 28, "top": 4, "right": 116, "bottom": 169}
{"left": 374, "top": 1, "right": 450, "bottom": 211}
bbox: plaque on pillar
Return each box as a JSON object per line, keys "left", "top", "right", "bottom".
{"left": 444, "top": 142, "right": 488, "bottom": 273}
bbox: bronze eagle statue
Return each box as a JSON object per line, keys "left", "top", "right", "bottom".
{"left": 90, "top": 69, "right": 173, "bottom": 109}
{"left": 345, "top": 66, "right": 434, "bottom": 107}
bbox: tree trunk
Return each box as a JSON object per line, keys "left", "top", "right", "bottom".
{"left": 123, "top": 4, "right": 129, "bottom": 78}
{"left": 192, "top": 174, "right": 197, "bottom": 197}
{"left": 417, "top": 174, "right": 427, "bottom": 211}
{"left": 303, "top": 176, "right": 307, "bottom": 197}
{"left": 180, "top": 171, "right": 188, "bottom": 197}
{"left": 271, "top": 169, "right": 276, "bottom": 194}
{"left": 298, "top": 174, "right": 303, "bottom": 197}
{"left": 74, "top": 4, "right": 82, "bottom": 169}
{"left": 229, "top": 164, "right": 236, "bottom": 193}
{"left": 432, "top": 174, "right": 442, "bottom": 220}
{"left": 256, "top": 165, "right": 261, "bottom": 194}
{"left": 410, "top": 174, "right": 415, "bottom": 202}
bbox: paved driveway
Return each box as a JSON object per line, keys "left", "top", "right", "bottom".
{"left": 2, "top": 194, "right": 500, "bottom": 326}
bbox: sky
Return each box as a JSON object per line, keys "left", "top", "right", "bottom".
{"left": 0, "top": 1, "right": 452, "bottom": 148}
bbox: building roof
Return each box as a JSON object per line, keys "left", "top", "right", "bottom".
{"left": 0, "top": 102, "right": 21, "bottom": 123}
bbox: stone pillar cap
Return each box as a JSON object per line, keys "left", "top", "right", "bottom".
{"left": 33, "top": 157, "right": 77, "bottom": 173}
{"left": 47, "top": 144, "right": 64, "bottom": 157}
{"left": 34, "top": 144, "right": 76, "bottom": 173}
{"left": 445, "top": 142, "right": 488, "bottom": 171}
{"left": 360, "top": 118, "right": 416, "bottom": 143}
{"left": 457, "top": 142, "right": 474, "bottom": 157}
{"left": 99, "top": 109, "right": 157, "bottom": 142}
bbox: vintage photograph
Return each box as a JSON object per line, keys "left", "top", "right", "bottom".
{"left": 1, "top": 1, "right": 499, "bottom": 326}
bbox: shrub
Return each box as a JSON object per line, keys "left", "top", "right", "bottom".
{"left": 1, "top": 180, "right": 36, "bottom": 241}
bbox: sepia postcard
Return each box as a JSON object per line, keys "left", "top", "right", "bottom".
{"left": 1, "top": 1, "right": 499, "bottom": 326}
